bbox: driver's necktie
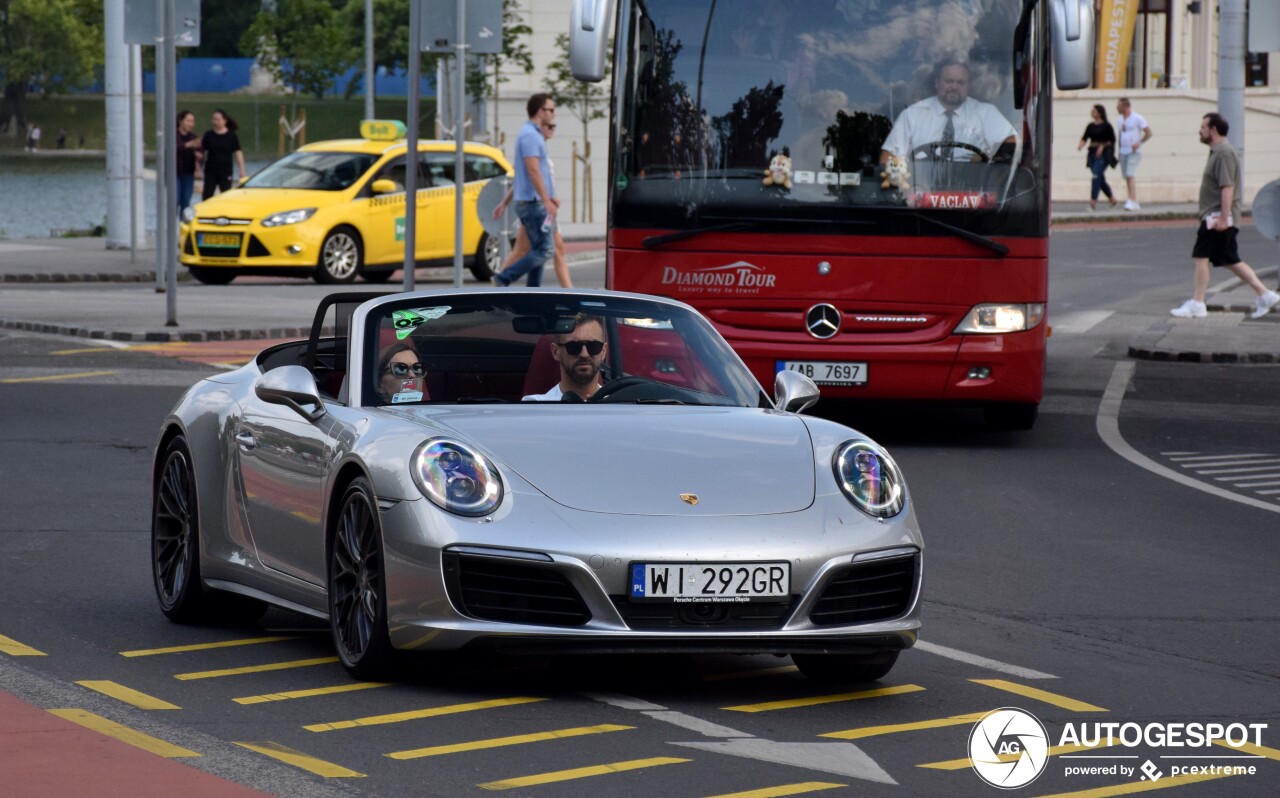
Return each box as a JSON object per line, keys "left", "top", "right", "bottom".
{"left": 942, "top": 110, "right": 956, "bottom": 160}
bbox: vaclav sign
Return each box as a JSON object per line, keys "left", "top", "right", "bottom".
{"left": 1096, "top": 0, "right": 1139, "bottom": 89}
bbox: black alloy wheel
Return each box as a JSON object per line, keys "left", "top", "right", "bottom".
{"left": 329, "top": 477, "right": 395, "bottom": 679}
{"left": 152, "top": 437, "right": 207, "bottom": 620}
{"left": 791, "top": 651, "right": 899, "bottom": 683}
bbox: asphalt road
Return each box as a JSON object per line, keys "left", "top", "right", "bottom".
{"left": 0, "top": 224, "right": 1277, "bottom": 797}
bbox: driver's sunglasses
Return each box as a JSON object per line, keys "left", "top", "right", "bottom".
{"left": 559, "top": 340, "right": 604, "bottom": 356}
{"left": 387, "top": 362, "right": 424, "bottom": 378}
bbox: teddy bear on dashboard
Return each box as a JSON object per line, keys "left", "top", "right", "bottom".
{"left": 763, "top": 148, "right": 793, "bottom": 190}
{"left": 880, "top": 155, "right": 910, "bottom": 191}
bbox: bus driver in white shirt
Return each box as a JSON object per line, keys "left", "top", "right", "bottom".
{"left": 880, "top": 59, "right": 1016, "bottom": 164}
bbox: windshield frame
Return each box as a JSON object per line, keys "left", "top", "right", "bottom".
{"left": 244, "top": 150, "right": 380, "bottom": 192}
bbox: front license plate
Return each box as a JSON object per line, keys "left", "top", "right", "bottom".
{"left": 629, "top": 562, "right": 790, "bottom": 603}
{"left": 197, "top": 232, "right": 241, "bottom": 249}
{"left": 779, "top": 360, "right": 868, "bottom": 385}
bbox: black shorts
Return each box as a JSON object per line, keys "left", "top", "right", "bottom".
{"left": 1192, "top": 222, "right": 1241, "bottom": 266}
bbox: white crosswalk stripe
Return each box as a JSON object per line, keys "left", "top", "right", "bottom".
{"left": 1160, "top": 452, "right": 1280, "bottom": 503}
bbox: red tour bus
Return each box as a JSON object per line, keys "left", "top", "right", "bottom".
{"left": 570, "top": 0, "right": 1094, "bottom": 429}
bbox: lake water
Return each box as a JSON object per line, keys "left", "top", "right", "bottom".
{"left": 0, "top": 154, "right": 264, "bottom": 240}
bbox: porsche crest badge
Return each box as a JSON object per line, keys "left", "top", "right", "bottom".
{"left": 679, "top": 493, "right": 699, "bottom": 505}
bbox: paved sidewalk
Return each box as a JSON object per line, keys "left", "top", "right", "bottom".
{"left": 2, "top": 209, "right": 1277, "bottom": 362}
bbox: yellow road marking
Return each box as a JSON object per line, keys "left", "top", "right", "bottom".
{"left": 50, "top": 343, "right": 192, "bottom": 355}
{"left": 1215, "top": 739, "right": 1280, "bottom": 761}
{"left": 724, "top": 683, "right": 924, "bottom": 713}
{"left": 305, "top": 696, "right": 547, "bottom": 732}
{"left": 703, "top": 665, "right": 799, "bottom": 682}
{"left": 388, "top": 723, "right": 633, "bottom": 760}
{"left": 0, "top": 633, "right": 46, "bottom": 656}
{"left": 1033, "top": 770, "right": 1240, "bottom": 797}
{"left": 76, "top": 680, "right": 179, "bottom": 710}
{"left": 48, "top": 708, "right": 199, "bottom": 758}
{"left": 234, "top": 741, "right": 364, "bottom": 778}
{"left": 822, "top": 712, "right": 987, "bottom": 740}
{"left": 175, "top": 656, "right": 338, "bottom": 680}
{"left": 971, "top": 679, "right": 1108, "bottom": 712}
{"left": 120, "top": 635, "right": 296, "bottom": 657}
{"left": 477, "top": 756, "right": 690, "bottom": 790}
{"left": 705, "top": 783, "right": 847, "bottom": 798}
{"left": 919, "top": 741, "right": 1121, "bottom": 771}
{"left": 234, "top": 681, "right": 391, "bottom": 705}
{"left": 1, "top": 370, "right": 116, "bottom": 384}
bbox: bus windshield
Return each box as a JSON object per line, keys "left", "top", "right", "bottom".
{"left": 612, "top": 0, "right": 1048, "bottom": 237}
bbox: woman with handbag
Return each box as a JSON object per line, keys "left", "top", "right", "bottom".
{"left": 1078, "top": 104, "right": 1118, "bottom": 211}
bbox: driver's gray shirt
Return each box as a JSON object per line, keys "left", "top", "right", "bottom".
{"left": 882, "top": 96, "right": 1015, "bottom": 161}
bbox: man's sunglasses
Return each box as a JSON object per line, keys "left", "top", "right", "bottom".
{"left": 559, "top": 340, "right": 604, "bottom": 356}
{"left": 386, "top": 362, "right": 424, "bottom": 377}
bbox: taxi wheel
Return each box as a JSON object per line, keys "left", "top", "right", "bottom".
{"left": 469, "top": 232, "right": 505, "bottom": 282}
{"left": 316, "top": 226, "right": 362, "bottom": 284}
{"left": 189, "top": 267, "right": 235, "bottom": 285}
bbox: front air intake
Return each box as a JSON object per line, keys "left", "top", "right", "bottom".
{"left": 443, "top": 551, "right": 591, "bottom": 626}
{"left": 808, "top": 553, "right": 918, "bottom": 626}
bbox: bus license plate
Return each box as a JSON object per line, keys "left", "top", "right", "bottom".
{"left": 629, "top": 562, "right": 790, "bottom": 603}
{"left": 198, "top": 232, "right": 241, "bottom": 249}
{"left": 779, "top": 361, "right": 867, "bottom": 385}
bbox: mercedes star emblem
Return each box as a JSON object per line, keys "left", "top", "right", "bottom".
{"left": 805, "top": 304, "right": 841, "bottom": 339}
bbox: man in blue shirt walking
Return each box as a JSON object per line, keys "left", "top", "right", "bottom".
{"left": 493, "top": 93, "right": 558, "bottom": 286}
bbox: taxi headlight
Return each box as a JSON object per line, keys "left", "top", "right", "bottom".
{"left": 954, "top": 303, "right": 1045, "bottom": 334}
{"left": 260, "top": 208, "right": 317, "bottom": 228}
{"left": 181, "top": 206, "right": 196, "bottom": 223}
{"left": 411, "top": 438, "right": 503, "bottom": 517}
{"left": 833, "top": 440, "right": 905, "bottom": 518}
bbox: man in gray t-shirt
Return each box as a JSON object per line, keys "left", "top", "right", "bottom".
{"left": 1170, "top": 113, "right": 1278, "bottom": 319}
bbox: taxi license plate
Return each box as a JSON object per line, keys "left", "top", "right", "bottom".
{"left": 629, "top": 562, "right": 790, "bottom": 603}
{"left": 197, "top": 232, "right": 241, "bottom": 249}
{"left": 779, "top": 360, "right": 868, "bottom": 385}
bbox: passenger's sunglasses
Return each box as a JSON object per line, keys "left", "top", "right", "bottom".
{"left": 559, "top": 340, "right": 604, "bottom": 356}
{"left": 386, "top": 362, "right": 424, "bottom": 377}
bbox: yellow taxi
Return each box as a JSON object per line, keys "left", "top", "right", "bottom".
{"left": 179, "top": 121, "right": 513, "bottom": 284}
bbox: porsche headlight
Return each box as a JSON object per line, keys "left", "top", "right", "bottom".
{"left": 260, "top": 208, "right": 317, "bottom": 228}
{"left": 411, "top": 438, "right": 503, "bottom": 517}
{"left": 833, "top": 440, "right": 905, "bottom": 518}
{"left": 954, "top": 303, "right": 1044, "bottom": 334}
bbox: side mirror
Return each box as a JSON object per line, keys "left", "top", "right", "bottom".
{"left": 255, "top": 365, "right": 327, "bottom": 422}
{"left": 371, "top": 179, "right": 399, "bottom": 195}
{"left": 1049, "top": 0, "right": 1095, "bottom": 90}
{"left": 774, "top": 370, "right": 820, "bottom": 414}
{"left": 570, "top": 0, "right": 616, "bottom": 82}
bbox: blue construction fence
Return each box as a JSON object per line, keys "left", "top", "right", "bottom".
{"left": 138, "top": 57, "right": 436, "bottom": 97}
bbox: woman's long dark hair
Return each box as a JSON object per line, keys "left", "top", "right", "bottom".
{"left": 212, "top": 109, "right": 239, "bottom": 132}
{"left": 177, "top": 110, "right": 194, "bottom": 127}
{"left": 1092, "top": 104, "right": 1108, "bottom": 123}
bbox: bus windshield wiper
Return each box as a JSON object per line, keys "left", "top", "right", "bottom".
{"left": 894, "top": 210, "right": 1008, "bottom": 257}
{"left": 642, "top": 222, "right": 754, "bottom": 249}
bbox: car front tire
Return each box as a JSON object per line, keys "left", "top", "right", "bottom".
{"left": 791, "top": 651, "right": 899, "bottom": 683}
{"left": 469, "top": 232, "right": 509, "bottom": 282}
{"left": 329, "top": 477, "right": 396, "bottom": 680}
{"left": 316, "top": 226, "right": 362, "bottom": 284}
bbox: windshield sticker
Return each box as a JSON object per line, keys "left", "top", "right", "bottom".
{"left": 392, "top": 390, "right": 423, "bottom": 404}
{"left": 392, "top": 306, "right": 451, "bottom": 340}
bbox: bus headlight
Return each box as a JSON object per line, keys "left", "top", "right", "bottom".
{"left": 954, "top": 303, "right": 1044, "bottom": 334}
{"left": 833, "top": 440, "right": 905, "bottom": 518}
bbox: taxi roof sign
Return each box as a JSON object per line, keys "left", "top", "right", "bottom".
{"left": 360, "top": 120, "right": 406, "bottom": 141}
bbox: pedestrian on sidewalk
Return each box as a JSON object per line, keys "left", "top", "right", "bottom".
{"left": 493, "top": 116, "right": 572, "bottom": 287}
{"left": 26, "top": 122, "right": 41, "bottom": 152}
{"left": 200, "top": 110, "right": 246, "bottom": 200}
{"left": 1115, "top": 98, "right": 1151, "bottom": 211}
{"left": 1078, "top": 104, "right": 1117, "bottom": 211}
{"left": 491, "top": 93, "right": 557, "bottom": 287}
{"left": 176, "top": 110, "right": 202, "bottom": 218}
{"left": 1171, "top": 113, "right": 1279, "bottom": 320}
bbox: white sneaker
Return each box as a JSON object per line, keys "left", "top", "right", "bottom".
{"left": 1124, "top": 200, "right": 1140, "bottom": 211}
{"left": 1170, "top": 299, "right": 1207, "bottom": 318}
{"left": 1251, "top": 290, "right": 1280, "bottom": 319}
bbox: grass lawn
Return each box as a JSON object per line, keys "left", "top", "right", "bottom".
{"left": 3, "top": 94, "right": 437, "bottom": 159}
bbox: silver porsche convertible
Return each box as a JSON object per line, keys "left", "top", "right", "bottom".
{"left": 151, "top": 289, "right": 922, "bottom": 681}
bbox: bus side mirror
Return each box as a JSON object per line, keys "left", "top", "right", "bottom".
{"left": 570, "top": 0, "right": 616, "bottom": 82}
{"left": 1050, "top": 0, "right": 1095, "bottom": 90}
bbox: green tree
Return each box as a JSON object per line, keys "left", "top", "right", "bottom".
{"left": 241, "top": 0, "right": 358, "bottom": 109}
{"left": 189, "top": 0, "right": 259, "bottom": 58}
{"left": 0, "top": 0, "right": 103, "bottom": 137}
